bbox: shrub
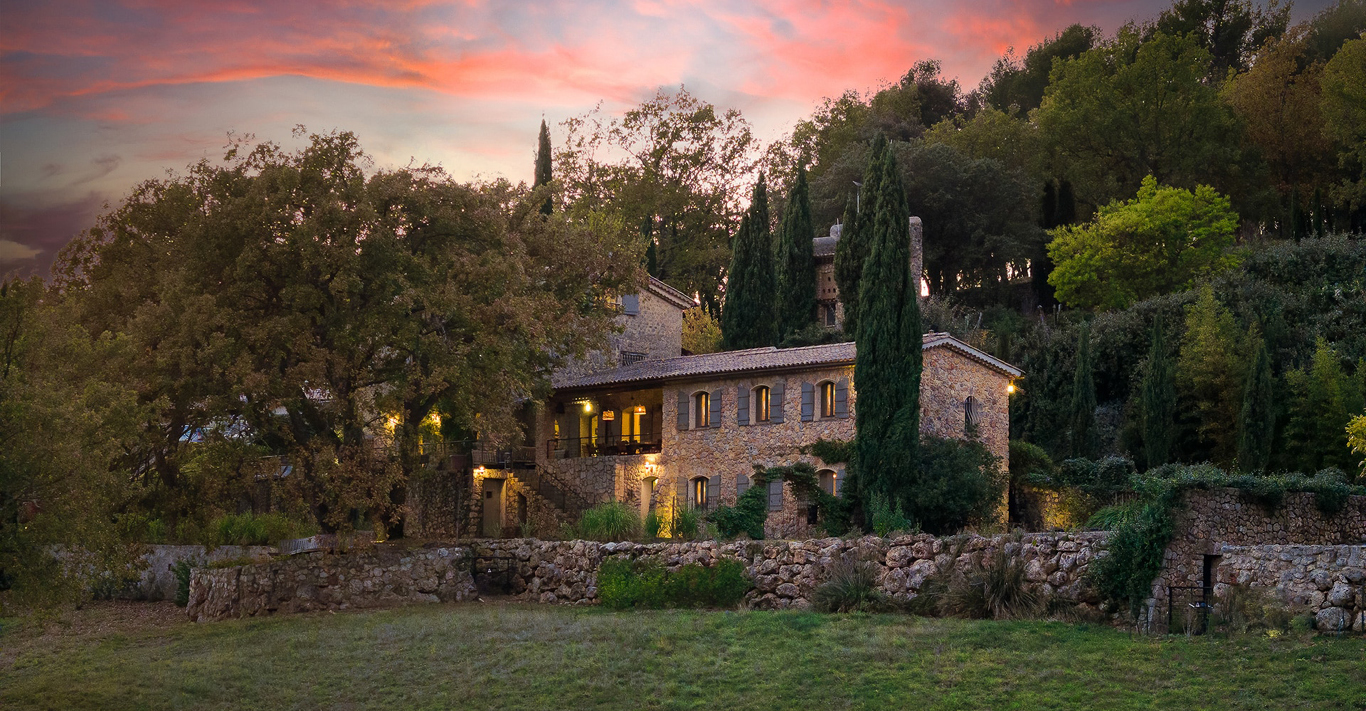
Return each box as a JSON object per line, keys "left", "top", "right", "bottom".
{"left": 943, "top": 548, "right": 1041, "bottom": 620}
{"left": 866, "top": 491, "right": 915, "bottom": 537}
{"left": 673, "top": 506, "right": 702, "bottom": 541}
{"left": 1212, "top": 584, "right": 1293, "bottom": 634}
{"left": 708, "top": 481, "right": 768, "bottom": 540}
{"left": 173, "top": 559, "right": 196, "bottom": 607}
{"left": 811, "top": 559, "right": 887, "bottom": 612}
{"left": 643, "top": 510, "right": 663, "bottom": 539}
{"left": 576, "top": 502, "right": 641, "bottom": 542}
{"left": 909, "top": 435, "right": 1005, "bottom": 534}
{"left": 209, "top": 512, "right": 315, "bottom": 546}
{"left": 597, "top": 558, "right": 751, "bottom": 609}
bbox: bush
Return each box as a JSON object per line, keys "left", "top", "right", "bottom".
{"left": 173, "top": 559, "right": 195, "bottom": 607}
{"left": 576, "top": 502, "right": 641, "bottom": 542}
{"left": 209, "top": 512, "right": 315, "bottom": 546}
{"left": 643, "top": 510, "right": 663, "bottom": 539}
{"left": 811, "top": 559, "right": 887, "bottom": 612}
{"left": 908, "top": 435, "right": 1005, "bottom": 534}
{"left": 673, "top": 506, "right": 702, "bottom": 541}
{"left": 597, "top": 558, "right": 751, "bottom": 609}
{"left": 866, "top": 491, "right": 915, "bottom": 537}
{"left": 1212, "top": 583, "right": 1293, "bottom": 634}
{"left": 708, "top": 481, "right": 768, "bottom": 540}
{"left": 942, "top": 548, "right": 1042, "bottom": 620}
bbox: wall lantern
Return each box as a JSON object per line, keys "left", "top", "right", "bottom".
{"left": 1007, "top": 383, "right": 1017, "bottom": 394}
{"left": 633, "top": 405, "right": 647, "bottom": 414}
{"left": 582, "top": 401, "right": 593, "bottom": 413}
{"left": 474, "top": 466, "right": 486, "bottom": 476}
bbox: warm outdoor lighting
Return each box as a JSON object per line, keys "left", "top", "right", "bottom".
{"left": 386, "top": 415, "right": 399, "bottom": 431}
{"left": 1007, "top": 383, "right": 1017, "bottom": 394}
{"left": 474, "top": 466, "right": 486, "bottom": 476}
{"left": 633, "top": 405, "right": 646, "bottom": 413}
{"left": 429, "top": 412, "right": 441, "bottom": 428}
{"left": 583, "top": 401, "right": 593, "bottom": 413}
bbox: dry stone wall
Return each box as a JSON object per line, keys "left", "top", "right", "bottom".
{"left": 186, "top": 545, "right": 475, "bottom": 622}
{"left": 1216, "top": 544, "right": 1366, "bottom": 632}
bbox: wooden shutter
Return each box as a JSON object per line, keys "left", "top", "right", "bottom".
{"left": 835, "top": 468, "right": 845, "bottom": 497}
{"left": 707, "top": 475, "right": 719, "bottom": 511}
{"left": 709, "top": 389, "right": 723, "bottom": 428}
{"left": 770, "top": 381, "right": 785, "bottom": 423}
{"left": 800, "top": 382, "right": 815, "bottom": 421}
{"left": 737, "top": 386, "right": 750, "bottom": 426}
{"left": 737, "top": 474, "right": 750, "bottom": 496}
{"left": 767, "top": 480, "right": 783, "bottom": 511}
{"left": 835, "top": 378, "right": 849, "bottom": 418}
{"left": 676, "top": 390, "right": 689, "bottom": 431}
{"left": 621, "top": 294, "right": 640, "bottom": 315}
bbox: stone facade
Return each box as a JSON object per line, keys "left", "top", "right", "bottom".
{"left": 1150, "top": 488, "right": 1366, "bottom": 627}
{"left": 555, "top": 278, "right": 692, "bottom": 382}
{"left": 919, "top": 344, "right": 1011, "bottom": 466}
{"left": 185, "top": 545, "right": 476, "bottom": 622}
{"left": 1215, "top": 544, "right": 1366, "bottom": 632}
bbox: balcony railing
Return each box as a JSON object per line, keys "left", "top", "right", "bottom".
{"left": 548, "top": 436, "right": 662, "bottom": 459}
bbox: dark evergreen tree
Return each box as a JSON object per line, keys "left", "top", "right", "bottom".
{"left": 642, "top": 217, "right": 658, "bottom": 277}
{"left": 1069, "top": 324, "right": 1099, "bottom": 459}
{"left": 720, "top": 176, "right": 777, "bottom": 350}
{"left": 1055, "top": 179, "right": 1077, "bottom": 226}
{"left": 1237, "top": 327, "right": 1275, "bottom": 472}
{"left": 833, "top": 136, "right": 886, "bottom": 337}
{"left": 854, "top": 143, "right": 922, "bottom": 509}
{"left": 1140, "top": 316, "right": 1177, "bottom": 467}
{"left": 534, "top": 119, "right": 553, "bottom": 215}
{"left": 775, "top": 164, "right": 817, "bottom": 339}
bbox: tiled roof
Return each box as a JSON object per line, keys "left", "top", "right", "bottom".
{"left": 647, "top": 276, "right": 696, "bottom": 309}
{"left": 553, "top": 331, "right": 1021, "bottom": 391}
{"left": 813, "top": 235, "right": 838, "bottom": 257}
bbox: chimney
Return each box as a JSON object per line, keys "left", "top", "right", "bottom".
{"left": 909, "top": 216, "right": 923, "bottom": 299}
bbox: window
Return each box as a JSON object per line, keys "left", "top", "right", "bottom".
{"left": 823, "top": 303, "right": 837, "bottom": 326}
{"left": 753, "top": 386, "right": 771, "bottom": 422}
{"left": 694, "top": 392, "right": 710, "bottom": 428}
{"left": 964, "top": 396, "right": 981, "bottom": 433}
{"left": 620, "top": 351, "right": 646, "bottom": 366}
{"left": 737, "top": 474, "right": 751, "bottom": 497}
{"left": 767, "top": 480, "right": 783, "bottom": 511}
{"left": 817, "top": 469, "right": 837, "bottom": 496}
{"left": 621, "top": 294, "right": 640, "bottom": 315}
{"left": 820, "top": 381, "right": 836, "bottom": 418}
{"left": 693, "top": 476, "right": 709, "bottom": 511}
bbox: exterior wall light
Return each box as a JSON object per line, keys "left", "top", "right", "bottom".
{"left": 1007, "top": 383, "right": 1017, "bottom": 394}
{"left": 583, "top": 402, "right": 593, "bottom": 413}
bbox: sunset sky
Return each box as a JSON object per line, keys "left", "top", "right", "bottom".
{"left": 0, "top": 0, "right": 1333, "bottom": 276}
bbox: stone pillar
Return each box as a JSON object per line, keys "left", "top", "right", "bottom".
{"left": 909, "top": 216, "right": 923, "bottom": 300}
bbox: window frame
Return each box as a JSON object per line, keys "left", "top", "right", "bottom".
{"left": 753, "top": 385, "right": 771, "bottom": 423}
{"left": 819, "top": 381, "right": 836, "bottom": 419}
{"left": 692, "top": 476, "right": 709, "bottom": 511}
{"left": 693, "top": 391, "right": 710, "bottom": 428}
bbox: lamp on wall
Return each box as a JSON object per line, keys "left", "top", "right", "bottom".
{"left": 583, "top": 401, "right": 593, "bottom": 413}
{"left": 1007, "top": 382, "right": 1017, "bottom": 394}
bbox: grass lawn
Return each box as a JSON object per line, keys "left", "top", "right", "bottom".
{"left": 2, "top": 601, "right": 1364, "bottom": 710}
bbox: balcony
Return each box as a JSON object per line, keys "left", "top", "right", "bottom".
{"left": 548, "top": 436, "right": 662, "bottom": 459}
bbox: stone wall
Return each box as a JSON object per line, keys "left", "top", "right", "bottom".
{"left": 1151, "top": 488, "right": 1366, "bottom": 626}
{"left": 919, "top": 345, "right": 1010, "bottom": 466}
{"left": 468, "top": 531, "right": 1105, "bottom": 609}
{"left": 463, "top": 469, "right": 571, "bottom": 539}
{"left": 186, "top": 545, "right": 476, "bottom": 622}
{"left": 1215, "top": 544, "right": 1366, "bottom": 631}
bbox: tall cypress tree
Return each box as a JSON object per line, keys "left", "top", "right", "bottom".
{"left": 775, "top": 164, "right": 817, "bottom": 340}
{"left": 854, "top": 143, "right": 921, "bottom": 507}
{"left": 720, "top": 176, "right": 777, "bottom": 350}
{"left": 834, "top": 136, "right": 886, "bottom": 337}
{"left": 1141, "top": 316, "right": 1177, "bottom": 467}
{"left": 534, "top": 119, "right": 553, "bottom": 215}
{"left": 642, "top": 217, "right": 658, "bottom": 277}
{"left": 1237, "top": 327, "right": 1275, "bottom": 472}
{"left": 1069, "top": 324, "right": 1099, "bottom": 459}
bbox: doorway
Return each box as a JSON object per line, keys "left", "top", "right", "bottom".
{"left": 482, "top": 478, "right": 505, "bottom": 537}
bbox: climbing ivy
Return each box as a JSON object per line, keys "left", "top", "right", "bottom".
{"left": 708, "top": 463, "right": 852, "bottom": 540}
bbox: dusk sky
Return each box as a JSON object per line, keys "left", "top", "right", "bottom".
{"left": 0, "top": 0, "right": 1334, "bottom": 276}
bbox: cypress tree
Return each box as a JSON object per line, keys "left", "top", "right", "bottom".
{"left": 1141, "top": 316, "right": 1177, "bottom": 467}
{"left": 1237, "top": 327, "right": 1275, "bottom": 472}
{"left": 1055, "top": 180, "right": 1077, "bottom": 226}
{"left": 720, "top": 176, "right": 777, "bottom": 350}
{"left": 1069, "top": 324, "right": 1099, "bottom": 459}
{"left": 534, "top": 119, "right": 553, "bottom": 215}
{"left": 775, "top": 163, "right": 817, "bottom": 339}
{"left": 834, "top": 136, "right": 886, "bottom": 337}
{"left": 854, "top": 143, "right": 921, "bottom": 507}
{"left": 642, "top": 217, "right": 658, "bottom": 277}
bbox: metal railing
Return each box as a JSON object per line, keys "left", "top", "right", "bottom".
{"left": 548, "top": 436, "right": 662, "bottom": 459}
{"left": 513, "top": 465, "right": 595, "bottom": 520}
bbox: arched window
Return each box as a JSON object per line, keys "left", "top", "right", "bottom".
{"left": 692, "top": 476, "right": 716, "bottom": 511}
{"left": 964, "top": 396, "right": 981, "bottom": 433}
{"left": 753, "top": 385, "right": 771, "bottom": 423}
{"left": 819, "top": 381, "right": 836, "bottom": 418}
{"left": 817, "top": 469, "right": 837, "bottom": 496}
{"left": 694, "top": 391, "right": 710, "bottom": 428}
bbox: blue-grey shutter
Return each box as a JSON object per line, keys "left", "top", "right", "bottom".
{"left": 737, "top": 385, "right": 749, "bottom": 426}
{"left": 737, "top": 474, "right": 750, "bottom": 497}
{"left": 770, "top": 381, "right": 785, "bottom": 423}
{"left": 800, "top": 382, "right": 815, "bottom": 421}
{"left": 835, "top": 378, "right": 849, "bottom": 419}
{"left": 709, "top": 389, "right": 723, "bottom": 428}
{"left": 676, "top": 390, "right": 689, "bottom": 431}
{"left": 767, "top": 480, "right": 783, "bottom": 511}
{"left": 621, "top": 294, "right": 639, "bottom": 315}
{"left": 835, "top": 468, "right": 845, "bottom": 497}
{"left": 707, "top": 475, "right": 719, "bottom": 511}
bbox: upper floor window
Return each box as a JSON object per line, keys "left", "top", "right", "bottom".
{"left": 965, "top": 396, "right": 981, "bottom": 433}
{"left": 820, "top": 381, "right": 836, "bottom": 418}
{"left": 753, "top": 385, "right": 771, "bottom": 422}
{"left": 620, "top": 351, "right": 646, "bottom": 366}
{"left": 694, "top": 391, "right": 711, "bottom": 428}
{"left": 823, "top": 304, "right": 837, "bottom": 326}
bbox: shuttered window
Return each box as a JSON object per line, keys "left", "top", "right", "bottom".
{"left": 737, "top": 474, "right": 751, "bottom": 497}
{"left": 707, "top": 476, "right": 719, "bottom": 511}
{"left": 800, "top": 382, "right": 815, "bottom": 422}
{"left": 753, "top": 386, "right": 770, "bottom": 422}
{"left": 676, "top": 390, "right": 690, "bottom": 431}
{"left": 692, "top": 476, "right": 709, "bottom": 510}
{"left": 709, "top": 389, "right": 722, "bottom": 429}
{"left": 621, "top": 294, "right": 640, "bottom": 315}
{"left": 834, "top": 378, "right": 849, "bottom": 419}
{"left": 693, "top": 392, "right": 710, "bottom": 428}
{"left": 770, "top": 381, "right": 785, "bottom": 423}
{"left": 767, "top": 480, "right": 783, "bottom": 511}
{"left": 820, "top": 381, "right": 836, "bottom": 418}
{"left": 737, "top": 385, "right": 750, "bottom": 426}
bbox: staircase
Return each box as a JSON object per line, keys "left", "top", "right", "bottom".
{"left": 510, "top": 465, "right": 594, "bottom": 522}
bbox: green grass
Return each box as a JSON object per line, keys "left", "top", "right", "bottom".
{"left": 2, "top": 603, "right": 1364, "bottom": 710}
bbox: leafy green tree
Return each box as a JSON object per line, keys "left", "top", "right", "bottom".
{"left": 1305, "top": 0, "right": 1366, "bottom": 62}
{"left": 854, "top": 143, "right": 922, "bottom": 508}
{"left": 1141, "top": 316, "right": 1178, "bottom": 467}
{"left": 1237, "top": 327, "right": 1275, "bottom": 472}
{"left": 1348, "top": 410, "right": 1366, "bottom": 481}
{"left": 1280, "top": 338, "right": 1365, "bottom": 473}
{"left": 1069, "top": 324, "right": 1099, "bottom": 459}
{"left": 1038, "top": 30, "right": 1244, "bottom": 210}
{"left": 534, "top": 119, "right": 553, "bottom": 215}
{"left": 775, "top": 164, "right": 817, "bottom": 339}
{"left": 1321, "top": 37, "right": 1366, "bottom": 211}
{"left": 979, "top": 24, "right": 1099, "bottom": 114}
{"left": 721, "top": 177, "right": 777, "bottom": 350}
{"left": 1047, "top": 176, "right": 1239, "bottom": 310}
{"left": 1151, "top": 0, "right": 1289, "bottom": 78}
{"left": 1177, "top": 286, "right": 1246, "bottom": 466}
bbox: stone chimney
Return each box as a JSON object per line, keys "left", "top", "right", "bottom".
{"left": 909, "top": 216, "right": 923, "bottom": 299}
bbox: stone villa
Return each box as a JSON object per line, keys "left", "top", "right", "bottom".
{"left": 409, "top": 218, "right": 1022, "bottom": 539}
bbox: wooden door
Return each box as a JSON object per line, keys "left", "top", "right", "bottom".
{"left": 481, "top": 478, "right": 504, "bottom": 538}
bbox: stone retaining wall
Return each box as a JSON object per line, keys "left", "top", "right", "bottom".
{"left": 1216, "top": 544, "right": 1366, "bottom": 632}
{"left": 186, "top": 545, "right": 475, "bottom": 622}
